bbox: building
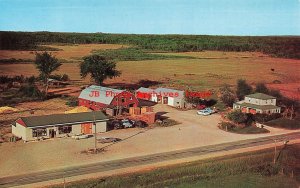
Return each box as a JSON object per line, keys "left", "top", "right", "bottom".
{"left": 136, "top": 87, "right": 186, "bottom": 108}
{"left": 233, "top": 93, "right": 281, "bottom": 114}
{"left": 12, "top": 111, "right": 108, "bottom": 141}
{"left": 78, "top": 85, "right": 139, "bottom": 115}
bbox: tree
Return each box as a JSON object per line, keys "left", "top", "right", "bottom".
{"left": 80, "top": 55, "right": 121, "bottom": 84}
{"left": 219, "top": 84, "right": 236, "bottom": 107}
{"left": 236, "top": 79, "right": 252, "bottom": 100}
{"left": 34, "top": 52, "right": 62, "bottom": 99}
{"left": 227, "top": 110, "right": 248, "bottom": 124}
{"left": 255, "top": 83, "right": 269, "bottom": 94}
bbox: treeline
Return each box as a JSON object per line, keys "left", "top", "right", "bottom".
{"left": 1, "top": 31, "right": 300, "bottom": 59}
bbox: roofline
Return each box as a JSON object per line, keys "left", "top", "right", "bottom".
{"left": 22, "top": 119, "right": 109, "bottom": 128}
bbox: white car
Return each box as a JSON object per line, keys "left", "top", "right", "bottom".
{"left": 72, "top": 134, "right": 89, "bottom": 140}
{"left": 197, "top": 108, "right": 215, "bottom": 116}
{"left": 121, "top": 119, "right": 134, "bottom": 128}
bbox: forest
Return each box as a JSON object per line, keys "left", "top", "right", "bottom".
{"left": 1, "top": 31, "right": 299, "bottom": 59}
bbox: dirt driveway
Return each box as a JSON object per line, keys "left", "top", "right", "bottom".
{"left": 0, "top": 104, "right": 299, "bottom": 177}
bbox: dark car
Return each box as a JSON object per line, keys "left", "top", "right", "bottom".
{"left": 111, "top": 120, "right": 123, "bottom": 129}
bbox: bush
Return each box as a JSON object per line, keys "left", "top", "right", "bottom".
{"left": 156, "top": 119, "right": 180, "bottom": 127}
{"left": 65, "top": 97, "right": 78, "bottom": 107}
{"left": 18, "top": 84, "right": 42, "bottom": 98}
{"left": 254, "top": 113, "right": 281, "bottom": 123}
{"left": 227, "top": 110, "right": 248, "bottom": 124}
{"left": 219, "top": 122, "right": 269, "bottom": 134}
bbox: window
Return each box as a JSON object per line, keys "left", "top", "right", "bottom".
{"left": 130, "top": 96, "right": 133, "bottom": 100}
{"left": 32, "top": 128, "right": 47, "bottom": 137}
{"left": 121, "top": 97, "right": 126, "bottom": 103}
{"left": 58, "top": 125, "right": 72, "bottom": 134}
{"left": 115, "top": 98, "right": 118, "bottom": 102}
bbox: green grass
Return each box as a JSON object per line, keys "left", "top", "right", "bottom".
{"left": 219, "top": 122, "right": 270, "bottom": 134}
{"left": 50, "top": 144, "right": 300, "bottom": 188}
{"left": 265, "top": 118, "right": 300, "bottom": 130}
{"left": 92, "top": 47, "right": 196, "bottom": 61}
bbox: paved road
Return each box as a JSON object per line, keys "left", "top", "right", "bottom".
{"left": 0, "top": 132, "right": 299, "bottom": 187}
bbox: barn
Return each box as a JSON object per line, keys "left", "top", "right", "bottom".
{"left": 78, "top": 85, "right": 139, "bottom": 115}
{"left": 136, "top": 87, "right": 186, "bottom": 108}
{"left": 12, "top": 111, "right": 108, "bottom": 141}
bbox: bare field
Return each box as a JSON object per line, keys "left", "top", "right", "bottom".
{"left": 0, "top": 48, "right": 299, "bottom": 94}
{"left": 0, "top": 44, "right": 126, "bottom": 62}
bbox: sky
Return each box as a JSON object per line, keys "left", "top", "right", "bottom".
{"left": 0, "top": 0, "right": 299, "bottom": 35}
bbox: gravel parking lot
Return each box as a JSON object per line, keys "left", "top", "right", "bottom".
{"left": 0, "top": 104, "right": 298, "bottom": 177}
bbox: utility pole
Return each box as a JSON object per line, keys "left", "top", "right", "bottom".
{"left": 93, "top": 111, "right": 97, "bottom": 153}
{"left": 63, "top": 171, "right": 66, "bottom": 188}
{"left": 273, "top": 139, "right": 277, "bottom": 164}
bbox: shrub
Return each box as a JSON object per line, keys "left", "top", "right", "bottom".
{"left": 156, "top": 119, "right": 180, "bottom": 127}
{"left": 227, "top": 110, "right": 248, "bottom": 124}
{"left": 254, "top": 113, "right": 281, "bottom": 123}
{"left": 65, "top": 97, "right": 78, "bottom": 107}
{"left": 18, "top": 84, "right": 42, "bottom": 98}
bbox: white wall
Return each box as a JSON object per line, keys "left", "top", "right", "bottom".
{"left": 94, "top": 121, "right": 107, "bottom": 133}
{"left": 167, "top": 97, "right": 174, "bottom": 106}
{"left": 12, "top": 123, "right": 27, "bottom": 140}
{"left": 245, "top": 97, "right": 276, "bottom": 106}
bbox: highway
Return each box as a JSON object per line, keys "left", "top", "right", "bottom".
{"left": 0, "top": 132, "right": 299, "bottom": 187}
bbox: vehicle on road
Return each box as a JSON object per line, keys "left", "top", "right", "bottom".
{"left": 197, "top": 108, "right": 215, "bottom": 116}
{"left": 98, "top": 137, "right": 122, "bottom": 144}
{"left": 122, "top": 119, "right": 135, "bottom": 128}
{"left": 111, "top": 120, "right": 123, "bottom": 129}
{"left": 72, "top": 134, "right": 90, "bottom": 140}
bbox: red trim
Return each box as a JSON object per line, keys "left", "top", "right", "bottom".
{"left": 16, "top": 118, "right": 27, "bottom": 127}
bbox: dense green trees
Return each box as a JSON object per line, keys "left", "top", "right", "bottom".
{"left": 80, "top": 55, "right": 121, "bottom": 84}
{"left": 1, "top": 31, "right": 300, "bottom": 59}
{"left": 255, "top": 83, "right": 269, "bottom": 94}
{"left": 236, "top": 79, "right": 253, "bottom": 100}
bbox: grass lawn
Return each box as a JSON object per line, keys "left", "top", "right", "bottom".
{"left": 50, "top": 144, "right": 300, "bottom": 188}
{"left": 265, "top": 118, "right": 300, "bottom": 130}
{"left": 219, "top": 122, "right": 270, "bottom": 134}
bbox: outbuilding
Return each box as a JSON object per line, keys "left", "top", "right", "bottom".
{"left": 78, "top": 85, "right": 139, "bottom": 115}
{"left": 136, "top": 87, "right": 186, "bottom": 108}
{"left": 12, "top": 111, "right": 108, "bottom": 141}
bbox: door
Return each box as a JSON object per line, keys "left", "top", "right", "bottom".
{"left": 163, "top": 97, "right": 168, "bottom": 104}
{"left": 49, "top": 129, "right": 56, "bottom": 138}
{"left": 81, "top": 123, "right": 92, "bottom": 134}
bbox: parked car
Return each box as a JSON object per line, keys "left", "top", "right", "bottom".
{"left": 197, "top": 108, "right": 215, "bottom": 116}
{"left": 121, "top": 119, "right": 135, "bottom": 128}
{"left": 111, "top": 120, "right": 123, "bottom": 129}
{"left": 72, "top": 134, "right": 90, "bottom": 140}
{"left": 98, "top": 137, "right": 122, "bottom": 144}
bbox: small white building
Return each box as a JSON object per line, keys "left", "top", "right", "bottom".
{"left": 233, "top": 93, "right": 281, "bottom": 114}
{"left": 12, "top": 111, "right": 108, "bottom": 141}
{"left": 136, "top": 87, "right": 186, "bottom": 108}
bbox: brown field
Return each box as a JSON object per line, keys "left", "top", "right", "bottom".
{"left": 0, "top": 45, "right": 299, "bottom": 96}
{"left": 0, "top": 44, "right": 126, "bottom": 62}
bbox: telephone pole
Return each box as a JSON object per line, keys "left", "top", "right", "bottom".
{"left": 93, "top": 111, "right": 97, "bottom": 153}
